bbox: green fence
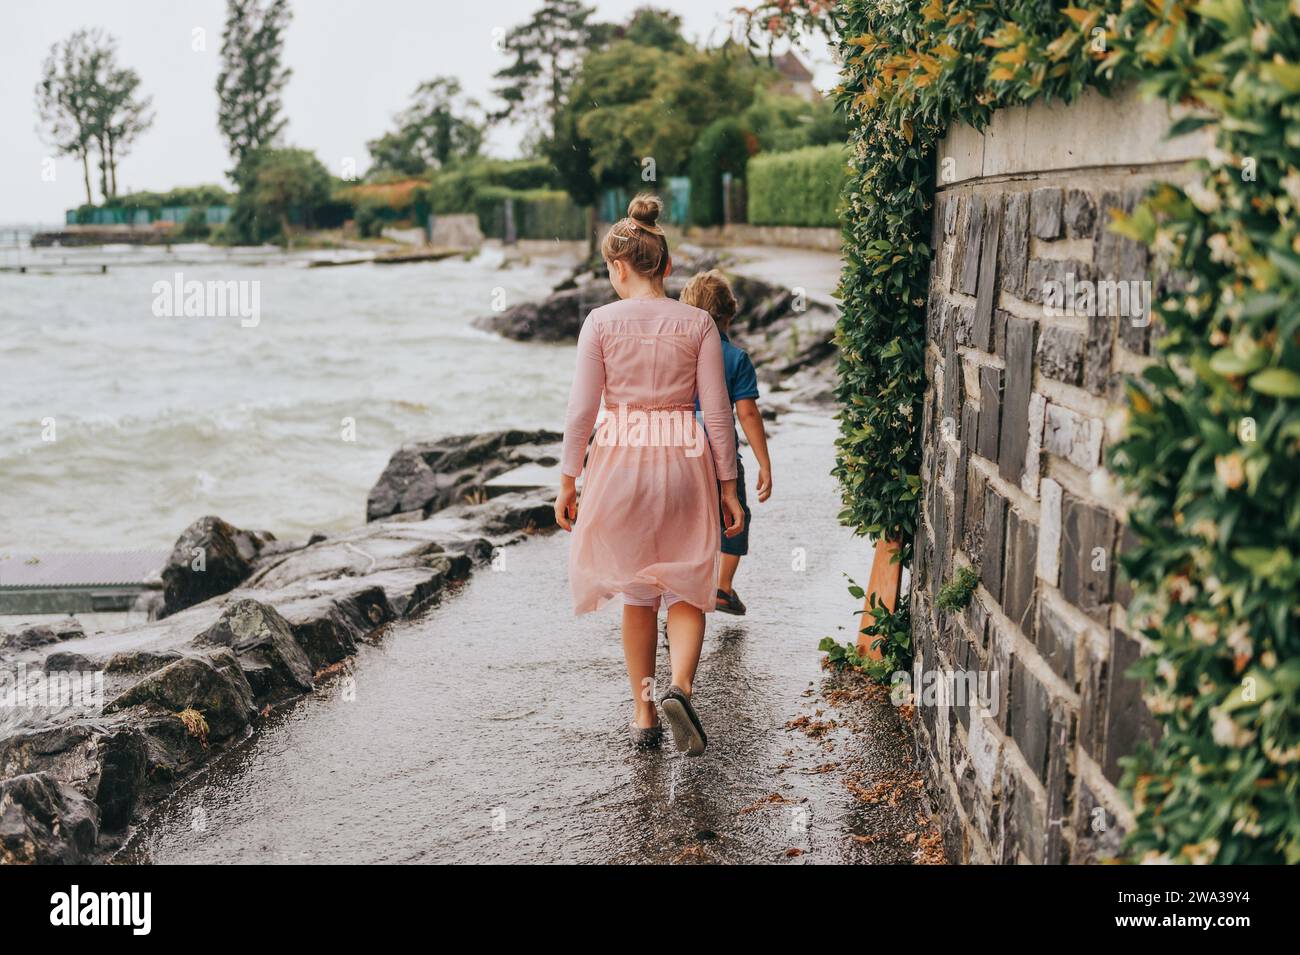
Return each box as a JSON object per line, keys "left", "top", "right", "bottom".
{"left": 67, "top": 205, "right": 232, "bottom": 227}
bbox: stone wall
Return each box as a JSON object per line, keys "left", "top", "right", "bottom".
{"left": 911, "top": 90, "right": 1207, "bottom": 864}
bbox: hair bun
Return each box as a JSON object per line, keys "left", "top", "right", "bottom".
{"left": 627, "top": 193, "right": 663, "bottom": 227}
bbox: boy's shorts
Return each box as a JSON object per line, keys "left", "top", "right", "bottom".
{"left": 720, "top": 456, "right": 751, "bottom": 557}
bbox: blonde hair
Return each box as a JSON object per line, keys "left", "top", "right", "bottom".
{"left": 680, "top": 269, "right": 738, "bottom": 330}
{"left": 601, "top": 193, "right": 669, "bottom": 279}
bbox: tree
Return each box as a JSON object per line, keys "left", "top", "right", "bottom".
{"left": 228, "top": 147, "right": 330, "bottom": 245}
{"left": 565, "top": 41, "right": 759, "bottom": 186}
{"left": 35, "top": 29, "right": 110, "bottom": 205}
{"left": 620, "top": 6, "right": 688, "bottom": 51}
{"left": 366, "top": 77, "right": 484, "bottom": 177}
{"left": 92, "top": 57, "right": 154, "bottom": 200}
{"left": 216, "top": 0, "right": 293, "bottom": 172}
{"left": 492, "top": 0, "right": 608, "bottom": 147}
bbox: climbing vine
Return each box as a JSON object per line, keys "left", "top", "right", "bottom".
{"left": 832, "top": 0, "right": 1300, "bottom": 863}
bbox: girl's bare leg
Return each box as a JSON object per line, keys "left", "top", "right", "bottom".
{"left": 622, "top": 604, "right": 659, "bottom": 728}
{"left": 718, "top": 554, "right": 741, "bottom": 594}
{"left": 665, "top": 602, "right": 705, "bottom": 697}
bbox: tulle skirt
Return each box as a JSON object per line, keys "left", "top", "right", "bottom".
{"left": 568, "top": 420, "right": 720, "bottom": 615}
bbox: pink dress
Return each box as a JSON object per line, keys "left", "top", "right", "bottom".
{"left": 561, "top": 296, "right": 738, "bottom": 614}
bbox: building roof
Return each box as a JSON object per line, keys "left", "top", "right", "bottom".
{"left": 775, "top": 51, "right": 815, "bottom": 83}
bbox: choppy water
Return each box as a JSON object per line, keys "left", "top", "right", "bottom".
{"left": 0, "top": 243, "right": 578, "bottom": 551}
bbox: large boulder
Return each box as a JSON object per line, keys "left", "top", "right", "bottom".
{"left": 105, "top": 650, "right": 257, "bottom": 742}
{"left": 366, "top": 429, "right": 561, "bottom": 522}
{"left": 160, "top": 516, "right": 276, "bottom": 617}
{"left": 0, "top": 773, "right": 98, "bottom": 864}
{"left": 194, "top": 599, "right": 314, "bottom": 703}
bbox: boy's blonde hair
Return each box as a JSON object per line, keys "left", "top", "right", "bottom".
{"left": 680, "top": 269, "right": 738, "bottom": 330}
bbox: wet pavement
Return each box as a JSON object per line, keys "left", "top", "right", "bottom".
{"left": 123, "top": 412, "right": 937, "bottom": 864}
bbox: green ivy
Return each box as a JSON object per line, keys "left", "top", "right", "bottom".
{"left": 834, "top": 0, "right": 1300, "bottom": 863}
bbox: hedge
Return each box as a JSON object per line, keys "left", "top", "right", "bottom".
{"left": 474, "top": 187, "right": 587, "bottom": 241}
{"left": 834, "top": 0, "right": 1300, "bottom": 864}
{"left": 746, "top": 144, "right": 848, "bottom": 228}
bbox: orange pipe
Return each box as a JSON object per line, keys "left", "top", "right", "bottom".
{"left": 857, "top": 538, "right": 903, "bottom": 660}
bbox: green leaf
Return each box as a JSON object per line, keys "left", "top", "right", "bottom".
{"left": 1248, "top": 368, "right": 1300, "bottom": 397}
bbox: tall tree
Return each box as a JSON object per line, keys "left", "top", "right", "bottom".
{"left": 492, "top": 0, "right": 609, "bottom": 147}
{"left": 34, "top": 29, "right": 110, "bottom": 205}
{"left": 216, "top": 0, "right": 293, "bottom": 172}
{"left": 91, "top": 50, "right": 154, "bottom": 200}
{"left": 366, "top": 77, "right": 484, "bottom": 177}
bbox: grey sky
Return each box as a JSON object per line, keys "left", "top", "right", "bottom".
{"left": 1, "top": 1, "right": 837, "bottom": 225}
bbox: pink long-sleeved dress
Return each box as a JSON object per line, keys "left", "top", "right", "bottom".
{"left": 561, "top": 296, "right": 738, "bottom": 614}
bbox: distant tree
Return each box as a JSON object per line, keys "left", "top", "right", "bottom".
{"left": 366, "top": 77, "right": 484, "bottom": 177}
{"left": 620, "top": 6, "right": 688, "bottom": 51}
{"left": 228, "top": 147, "right": 330, "bottom": 245}
{"left": 492, "top": 0, "right": 608, "bottom": 146}
{"left": 91, "top": 52, "right": 155, "bottom": 200}
{"left": 216, "top": 0, "right": 293, "bottom": 172}
{"left": 566, "top": 41, "right": 759, "bottom": 186}
{"left": 34, "top": 29, "right": 110, "bottom": 205}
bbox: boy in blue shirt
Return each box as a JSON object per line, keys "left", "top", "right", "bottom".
{"left": 682, "top": 270, "right": 773, "bottom": 615}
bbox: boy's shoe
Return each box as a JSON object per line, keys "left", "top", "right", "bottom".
{"left": 629, "top": 722, "right": 663, "bottom": 749}
{"left": 716, "top": 588, "right": 746, "bottom": 616}
{"left": 659, "top": 685, "right": 707, "bottom": 756}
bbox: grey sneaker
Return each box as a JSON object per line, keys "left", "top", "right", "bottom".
{"left": 629, "top": 722, "right": 663, "bottom": 749}
{"left": 658, "top": 685, "right": 707, "bottom": 756}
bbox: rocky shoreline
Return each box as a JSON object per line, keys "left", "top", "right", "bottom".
{"left": 0, "top": 251, "right": 839, "bottom": 865}
{"left": 0, "top": 431, "right": 560, "bottom": 864}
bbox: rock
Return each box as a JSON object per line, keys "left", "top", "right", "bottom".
{"left": 0, "top": 620, "right": 84, "bottom": 651}
{"left": 194, "top": 599, "right": 314, "bottom": 702}
{"left": 473, "top": 283, "right": 617, "bottom": 341}
{"left": 470, "top": 252, "right": 838, "bottom": 408}
{"left": 0, "top": 720, "right": 147, "bottom": 831}
{"left": 0, "top": 773, "right": 98, "bottom": 864}
{"left": 160, "top": 516, "right": 276, "bottom": 617}
{"left": 105, "top": 649, "right": 185, "bottom": 675}
{"left": 366, "top": 429, "right": 562, "bottom": 522}
{"left": 105, "top": 650, "right": 257, "bottom": 742}
{"left": 43, "top": 651, "right": 99, "bottom": 673}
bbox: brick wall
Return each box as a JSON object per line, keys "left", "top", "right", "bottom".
{"left": 911, "top": 142, "right": 1190, "bottom": 863}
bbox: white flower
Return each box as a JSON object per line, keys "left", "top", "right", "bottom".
{"left": 1282, "top": 169, "right": 1300, "bottom": 207}
{"left": 1211, "top": 709, "right": 1255, "bottom": 748}
{"left": 1225, "top": 622, "right": 1252, "bottom": 659}
{"left": 1252, "top": 21, "right": 1271, "bottom": 52}
{"left": 1207, "top": 233, "right": 1236, "bottom": 265}
{"left": 1184, "top": 178, "right": 1221, "bottom": 213}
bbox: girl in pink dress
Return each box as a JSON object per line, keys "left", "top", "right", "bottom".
{"left": 554, "top": 195, "right": 744, "bottom": 756}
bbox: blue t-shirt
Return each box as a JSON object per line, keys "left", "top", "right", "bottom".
{"left": 697, "top": 332, "right": 759, "bottom": 454}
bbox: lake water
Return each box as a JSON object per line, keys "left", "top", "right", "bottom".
{"left": 0, "top": 242, "right": 579, "bottom": 551}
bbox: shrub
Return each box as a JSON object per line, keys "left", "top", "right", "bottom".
{"left": 687, "top": 117, "right": 756, "bottom": 227}
{"left": 746, "top": 144, "right": 847, "bottom": 228}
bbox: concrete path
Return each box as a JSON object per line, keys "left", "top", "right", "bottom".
{"left": 725, "top": 246, "right": 843, "bottom": 310}
{"left": 122, "top": 412, "right": 938, "bottom": 864}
